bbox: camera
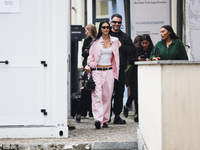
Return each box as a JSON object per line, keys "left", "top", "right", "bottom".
{"left": 140, "top": 55, "right": 146, "bottom": 59}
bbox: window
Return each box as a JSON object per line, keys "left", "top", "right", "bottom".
{"left": 96, "top": 0, "right": 109, "bottom": 19}
{"left": 93, "top": 0, "right": 109, "bottom": 28}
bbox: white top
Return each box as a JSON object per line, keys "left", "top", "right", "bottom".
{"left": 98, "top": 47, "right": 113, "bottom": 66}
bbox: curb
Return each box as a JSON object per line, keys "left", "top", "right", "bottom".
{"left": 91, "top": 141, "right": 138, "bottom": 150}
{"left": 0, "top": 142, "right": 138, "bottom": 150}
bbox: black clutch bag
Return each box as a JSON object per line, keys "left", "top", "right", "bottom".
{"left": 85, "top": 72, "right": 96, "bottom": 90}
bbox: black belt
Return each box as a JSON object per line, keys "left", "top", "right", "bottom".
{"left": 91, "top": 67, "right": 112, "bottom": 71}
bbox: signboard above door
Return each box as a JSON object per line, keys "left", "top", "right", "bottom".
{"left": 71, "top": 25, "right": 85, "bottom": 41}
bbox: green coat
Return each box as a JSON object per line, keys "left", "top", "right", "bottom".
{"left": 150, "top": 38, "right": 188, "bottom": 60}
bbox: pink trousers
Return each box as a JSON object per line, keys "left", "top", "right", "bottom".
{"left": 91, "top": 69, "right": 114, "bottom": 126}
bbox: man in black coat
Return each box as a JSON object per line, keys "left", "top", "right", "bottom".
{"left": 110, "top": 14, "right": 136, "bottom": 124}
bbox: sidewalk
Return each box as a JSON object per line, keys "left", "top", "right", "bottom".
{"left": 0, "top": 113, "right": 138, "bottom": 150}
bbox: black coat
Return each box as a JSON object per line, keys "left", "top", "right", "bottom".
{"left": 129, "top": 48, "right": 152, "bottom": 83}
{"left": 82, "top": 36, "right": 93, "bottom": 67}
{"left": 110, "top": 30, "right": 135, "bottom": 70}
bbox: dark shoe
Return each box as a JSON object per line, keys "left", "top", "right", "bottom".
{"left": 134, "top": 114, "right": 139, "bottom": 122}
{"left": 102, "top": 123, "right": 108, "bottom": 128}
{"left": 68, "top": 125, "right": 76, "bottom": 130}
{"left": 95, "top": 121, "right": 101, "bottom": 129}
{"left": 75, "top": 114, "right": 81, "bottom": 123}
{"left": 89, "top": 113, "right": 93, "bottom": 118}
{"left": 108, "top": 118, "right": 111, "bottom": 123}
{"left": 113, "top": 116, "right": 126, "bottom": 124}
{"left": 67, "top": 123, "right": 76, "bottom": 130}
{"left": 123, "top": 105, "right": 129, "bottom": 118}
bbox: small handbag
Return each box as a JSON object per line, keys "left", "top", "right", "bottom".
{"left": 80, "top": 70, "right": 96, "bottom": 91}
{"left": 85, "top": 71, "right": 96, "bottom": 90}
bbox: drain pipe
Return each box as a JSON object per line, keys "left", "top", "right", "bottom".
{"left": 177, "top": 0, "right": 183, "bottom": 40}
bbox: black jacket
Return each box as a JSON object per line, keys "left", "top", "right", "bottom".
{"left": 82, "top": 36, "right": 93, "bottom": 67}
{"left": 110, "top": 30, "right": 135, "bottom": 70}
{"left": 129, "top": 48, "right": 152, "bottom": 83}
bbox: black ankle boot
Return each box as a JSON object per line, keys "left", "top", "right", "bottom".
{"left": 75, "top": 114, "right": 81, "bottom": 123}
{"left": 123, "top": 105, "right": 129, "bottom": 118}
{"left": 114, "top": 115, "right": 126, "bottom": 124}
{"left": 95, "top": 121, "right": 101, "bottom": 129}
{"left": 102, "top": 123, "right": 108, "bottom": 128}
{"left": 134, "top": 114, "right": 139, "bottom": 122}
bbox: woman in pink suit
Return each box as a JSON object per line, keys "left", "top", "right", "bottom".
{"left": 85, "top": 21, "right": 120, "bottom": 129}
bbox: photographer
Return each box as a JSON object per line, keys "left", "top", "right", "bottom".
{"left": 76, "top": 24, "right": 97, "bottom": 122}
{"left": 123, "top": 34, "right": 154, "bottom": 122}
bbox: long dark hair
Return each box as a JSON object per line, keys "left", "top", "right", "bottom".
{"left": 138, "top": 34, "right": 154, "bottom": 52}
{"left": 161, "top": 25, "right": 178, "bottom": 39}
{"left": 95, "top": 21, "right": 110, "bottom": 41}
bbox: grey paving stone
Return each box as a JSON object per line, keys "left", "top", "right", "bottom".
{"left": 91, "top": 141, "right": 138, "bottom": 150}
{"left": 0, "top": 113, "right": 138, "bottom": 150}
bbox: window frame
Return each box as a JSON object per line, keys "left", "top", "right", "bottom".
{"left": 92, "top": 0, "right": 109, "bottom": 25}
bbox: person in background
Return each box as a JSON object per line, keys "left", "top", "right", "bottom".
{"left": 133, "top": 35, "right": 140, "bottom": 49}
{"left": 124, "top": 34, "right": 154, "bottom": 122}
{"left": 76, "top": 24, "right": 97, "bottom": 123}
{"left": 150, "top": 25, "right": 188, "bottom": 60}
{"left": 110, "top": 14, "right": 136, "bottom": 124}
{"left": 85, "top": 21, "right": 120, "bottom": 129}
{"left": 124, "top": 35, "right": 140, "bottom": 90}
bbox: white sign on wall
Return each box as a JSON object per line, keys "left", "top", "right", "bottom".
{"left": 0, "top": 0, "right": 20, "bottom": 13}
{"left": 130, "top": 0, "right": 171, "bottom": 45}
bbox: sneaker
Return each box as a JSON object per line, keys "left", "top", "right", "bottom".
{"left": 113, "top": 116, "right": 126, "bottom": 124}
{"left": 75, "top": 114, "right": 81, "bottom": 123}
{"left": 123, "top": 105, "right": 129, "bottom": 118}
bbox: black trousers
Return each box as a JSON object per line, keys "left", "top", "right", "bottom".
{"left": 125, "top": 80, "right": 138, "bottom": 115}
{"left": 77, "top": 89, "right": 93, "bottom": 117}
{"left": 111, "top": 69, "right": 125, "bottom": 116}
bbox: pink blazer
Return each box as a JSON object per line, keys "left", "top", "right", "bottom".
{"left": 86, "top": 35, "right": 119, "bottom": 80}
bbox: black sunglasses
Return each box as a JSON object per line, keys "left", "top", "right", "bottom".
{"left": 101, "top": 26, "right": 110, "bottom": 29}
{"left": 112, "top": 21, "right": 122, "bottom": 24}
